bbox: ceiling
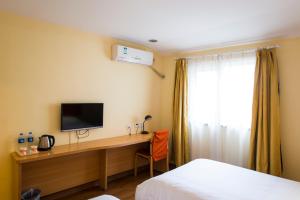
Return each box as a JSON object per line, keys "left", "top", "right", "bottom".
{"left": 1, "top": 0, "right": 300, "bottom": 52}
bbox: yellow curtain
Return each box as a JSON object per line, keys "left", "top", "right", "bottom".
{"left": 172, "top": 58, "right": 190, "bottom": 166}
{"left": 249, "top": 49, "right": 282, "bottom": 176}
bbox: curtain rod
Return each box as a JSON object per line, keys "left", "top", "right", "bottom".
{"left": 175, "top": 44, "right": 280, "bottom": 60}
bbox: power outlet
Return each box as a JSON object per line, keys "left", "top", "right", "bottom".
{"left": 127, "top": 125, "right": 132, "bottom": 135}
{"left": 135, "top": 123, "right": 140, "bottom": 134}
{"left": 140, "top": 123, "right": 144, "bottom": 131}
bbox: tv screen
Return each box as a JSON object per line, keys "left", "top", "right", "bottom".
{"left": 61, "top": 103, "right": 103, "bottom": 131}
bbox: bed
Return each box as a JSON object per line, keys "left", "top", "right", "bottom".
{"left": 135, "top": 159, "right": 300, "bottom": 200}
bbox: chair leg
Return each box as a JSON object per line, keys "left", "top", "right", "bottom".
{"left": 150, "top": 157, "right": 153, "bottom": 177}
{"left": 134, "top": 154, "right": 138, "bottom": 177}
{"left": 166, "top": 155, "right": 169, "bottom": 172}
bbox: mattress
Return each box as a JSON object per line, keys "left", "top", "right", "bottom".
{"left": 135, "top": 159, "right": 300, "bottom": 200}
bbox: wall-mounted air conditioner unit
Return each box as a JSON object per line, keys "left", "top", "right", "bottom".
{"left": 112, "top": 45, "right": 154, "bottom": 66}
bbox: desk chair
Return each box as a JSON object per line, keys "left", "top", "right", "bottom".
{"left": 134, "top": 130, "right": 169, "bottom": 177}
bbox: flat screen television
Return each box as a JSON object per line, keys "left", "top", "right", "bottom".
{"left": 61, "top": 103, "right": 103, "bottom": 131}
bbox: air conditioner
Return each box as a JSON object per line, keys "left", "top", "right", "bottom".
{"left": 112, "top": 45, "right": 154, "bottom": 66}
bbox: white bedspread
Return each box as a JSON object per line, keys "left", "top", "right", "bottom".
{"left": 135, "top": 159, "right": 300, "bottom": 200}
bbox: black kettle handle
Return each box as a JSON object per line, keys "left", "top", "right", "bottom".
{"left": 49, "top": 135, "right": 55, "bottom": 147}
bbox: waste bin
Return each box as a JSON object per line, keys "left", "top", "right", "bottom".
{"left": 21, "top": 188, "right": 41, "bottom": 200}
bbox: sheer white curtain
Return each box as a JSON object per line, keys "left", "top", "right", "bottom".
{"left": 188, "top": 51, "right": 256, "bottom": 167}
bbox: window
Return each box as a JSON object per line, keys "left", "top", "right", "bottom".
{"left": 188, "top": 51, "right": 256, "bottom": 167}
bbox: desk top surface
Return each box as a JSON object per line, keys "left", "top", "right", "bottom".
{"left": 12, "top": 133, "right": 152, "bottom": 164}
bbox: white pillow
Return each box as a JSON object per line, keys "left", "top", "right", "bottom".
{"left": 89, "top": 195, "right": 120, "bottom": 200}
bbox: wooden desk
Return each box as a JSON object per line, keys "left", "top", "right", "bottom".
{"left": 12, "top": 133, "right": 152, "bottom": 199}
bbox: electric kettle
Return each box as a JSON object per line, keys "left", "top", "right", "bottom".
{"left": 38, "top": 135, "right": 55, "bottom": 151}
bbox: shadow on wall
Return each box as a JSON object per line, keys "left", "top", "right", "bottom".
{"left": 48, "top": 103, "right": 60, "bottom": 133}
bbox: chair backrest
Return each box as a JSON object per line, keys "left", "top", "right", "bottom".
{"left": 151, "top": 129, "right": 169, "bottom": 162}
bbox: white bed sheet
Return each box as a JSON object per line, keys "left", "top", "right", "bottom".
{"left": 135, "top": 159, "right": 300, "bottom": 200}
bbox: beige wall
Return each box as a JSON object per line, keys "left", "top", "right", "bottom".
{"left": 160, "top": 37, "right": 300, "bottom": 182}
{"left": 0, "top": 12, "right": 163, "bottom": 199}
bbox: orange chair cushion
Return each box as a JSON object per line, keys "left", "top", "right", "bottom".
{"left": 152, "top": 130, "right": 169, "bottom": 162}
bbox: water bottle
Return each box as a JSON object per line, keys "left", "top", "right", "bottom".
{"left": 27, "top": 132, "right": 35, "bottom": 155}
{"left": 27, "top": 132, "right": 34, "bottom": 146}
{"left": 18, "top": 133, "right": 27, "bottom": 155}
{"left": 18, "top": 133, "right": 26, "bottom": 147}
